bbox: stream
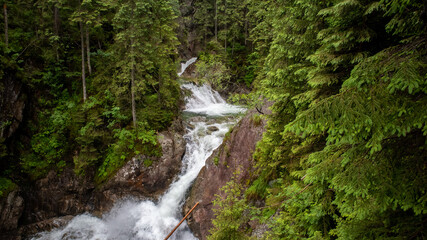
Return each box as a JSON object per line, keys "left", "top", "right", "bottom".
{"left": 32, "top": 58, "right": 245, "bottom": 240}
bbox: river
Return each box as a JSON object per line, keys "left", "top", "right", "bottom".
{"left": 32, "top": 58, "right": 244, "bottom": 240}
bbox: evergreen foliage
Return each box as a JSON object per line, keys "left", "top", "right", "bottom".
{"left": 209, "top": 0, "right": 427, "bottom": 239}
{"left": 0, "top": 0, "right": 180, "bottom": 190}
{"left": 209, "top": 171, "right": 250, "bottom": 240}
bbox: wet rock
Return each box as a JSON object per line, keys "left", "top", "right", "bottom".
{"left": 207, "top": 126, "right": 219, "bottom": 132}
{"left": 22, "top": 168, "right": 95, "bottom": 225}
{"left": 249, "top": 220, "right": 270, "bottom": 239}
{"left": 188, "top": 116, "right": 206, "bottom": 122}
{"left": 0, "top": 78, "right": 25, "bottom": 140}
{"left": 185, "top": 122, "right": 195, "bottom": 130}
{"left": 184, "top": 107, "right": 270, "bottom": 240}
{"left": 94, "top": 118, "right": 186, "bottom": 212}
{"left": 0, "top": 189, "right": 24, "bottom": 232}
{"left": 20, "top": 215, "right": 74, "bottom": 237}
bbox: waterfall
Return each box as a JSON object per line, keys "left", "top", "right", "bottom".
{"left": 178, "top": 57, "right": 197, "bottom": 76}
{"left": 32, "top": 58, "right": 245, "bottom": 240}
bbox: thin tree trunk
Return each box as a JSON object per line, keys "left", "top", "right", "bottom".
{"left": 131, "top": 41, "right": 137, "bottom": 129}
{"left": 54, "top": 6, "right": 60, "bottom": 61}
{"left": 244, "top": 12, "right": 248, "bottom": 46}
{"left": 54, "top": 6, "right": 60, "bottom": 36}
{"left": 80, "top": 22, "right": 87, "bottom": 102}
{"left": 224, "top": 25, "right": 227, "bottom": 53}
{"left": 231, "top": 41, "right": 234, "bottom": 56}
{"left": 3, "top": 4, "right": 8, "bottom": 48}
{"left": 86, "top": 26, "right": 92, "bottom": 75}
{"left": 214, "top": 0, "right": 218, "bottom": 41}
{"left": 130, "top": 8, "right": 137, "bottom": 129}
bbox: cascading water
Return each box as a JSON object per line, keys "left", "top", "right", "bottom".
{"left": 178, "top": 57, "right": 197, "bottom": 76}
{"left": 31, "top": 58, "right": 245, "bottom": 240}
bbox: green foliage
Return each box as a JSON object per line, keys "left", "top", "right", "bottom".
{"left": 143, "top": 158, "right": 153, "bottom": 168}
{"left": 213, "top": 156, "right": 220, "bottom": 166}
{"left": 0, "top": 177, "right": 16, "bottom": 198}
{"left": 208, "top": 0, "right": 427, "bottom": 239}
{"left": 96, "top": 122, "right": 160, "bottom": 183}
{"left": 1, "top": 0, "right": 180, "bottom": 185}
{"left": 20, "top": 98, "right": 74, "bottom": 179}
{"left": 246, "top": 176, "right": 268, "bottom": 200}
{"left": 209, "top": 172, "right": 250, "bottom": 240}
{"left": 196, "top": 43, "right": 231, "bottom": 90}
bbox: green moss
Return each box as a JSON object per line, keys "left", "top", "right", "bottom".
{"left": 251, "top": 114, "right": 263, "bottom": 127}
{"left": 213, "top": 156, "right": 219, "bottom": 166}
{"left": 143, "top": 159, "right": 153, "bottom": 167}
{"left": 0, "top": 178, "right": 16, "bottom": 198}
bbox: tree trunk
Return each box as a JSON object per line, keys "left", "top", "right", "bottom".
{"left": 130, "top": 6, "right": 137, "bottom": 129}
{"left": 224, "top": 25, "right": 227, "bottom": 53}
{"left": 54, "top": 6, "right": 60, "bottom": 36}
{"left": 80, "top": 22, "right": 87, "bottom": 102}
{"left": 231, "top": 41, "right": 234, "bottom": 56}
{"left": 131, "top": 42, "right": 137, "bottom": 129}
{"left": 86, "top": 26, "right": 92, "bottom": 75}
{"left": 244, "top": 11, "right": 248, "bottom": 46}
{"left": 214, "top": 0, "right": 218, "bottom": 41}
{"left": 54, "top": 6, "right": 60, "bottom": 61}
{"left": 3, "top": 4, "right": 8, "bottom": 48}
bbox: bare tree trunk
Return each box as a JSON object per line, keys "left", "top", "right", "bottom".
{"left": 54, "top": 6, "right": 60, "bottom": 36}
{"left": 131, "top": 41, "right": 137, "bottom": 129}
{"left": 54, "top": 6, "right": 60, "bottom": 61}
{"left": 231, "top": 41, "right": 234, "bottom": 56}
{"left": 86, "top": 27, "right": 92, "bottom": 75}
{"left": 3, "top": 4, "right": 8, "bottom": 48}
{"left": 80, "top": 22, "right": 87, "bottom": 102}
{"left": 244, "top": 10, "right": 248, "bottom": 46}
{"left": 214, "top": 0, "right": 218, "bottom": 41}
{"left": 130, "top": 6, "right": 137, "bottom": 129}
{"left": 224, "top": 25, "right": 227, "bottom": 53}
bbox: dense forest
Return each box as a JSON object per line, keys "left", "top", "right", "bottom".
{"left": 1, "top": 0, "right": 426, "bottom": 239}
{"left": 186, "top": 0, "right": 427, "bottom": 239}
{"left": 0, "top": 0, "right": 181, "bottom": 189}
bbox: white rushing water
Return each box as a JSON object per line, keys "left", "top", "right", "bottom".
{"left": 32, "top": 59, "right": 245, "bottom": 240}
{"left": 178, "top": 57, "right": 197, "bottom": 76}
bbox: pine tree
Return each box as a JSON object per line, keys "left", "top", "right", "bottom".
{"left": 242, "top": 0, "right": 427, "bottom": 239}
{"left": 194, "top": 0, "right": 215, "bottom": 46}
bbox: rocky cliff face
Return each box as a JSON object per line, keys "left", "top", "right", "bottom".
{"left": 0, "top": 118, "right": 186, "bottom": 239}
{"left": 183, "top": 109, "right": 268, "bottom": 239}
{"left": 0, "top": 78, "right": 26, "bottom": 141}
{"left": 0, "top": 189, "right": 24, "bottom": 234}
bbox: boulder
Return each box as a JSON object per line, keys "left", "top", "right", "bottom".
{"left": 0, "top": 189, "right": 24, "bottom": 232}
{"left": 207, "top": 126, "right": 219, "bottom": 132}
{"left": 94, "top": 125, "right": 186, "bottom": 211}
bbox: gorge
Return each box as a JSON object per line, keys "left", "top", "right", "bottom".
{"left": 30, "top": 59, "right": 245, "bottom": 240}
{"left": 1, "top": 0, "right": 426, "bottom": 239}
